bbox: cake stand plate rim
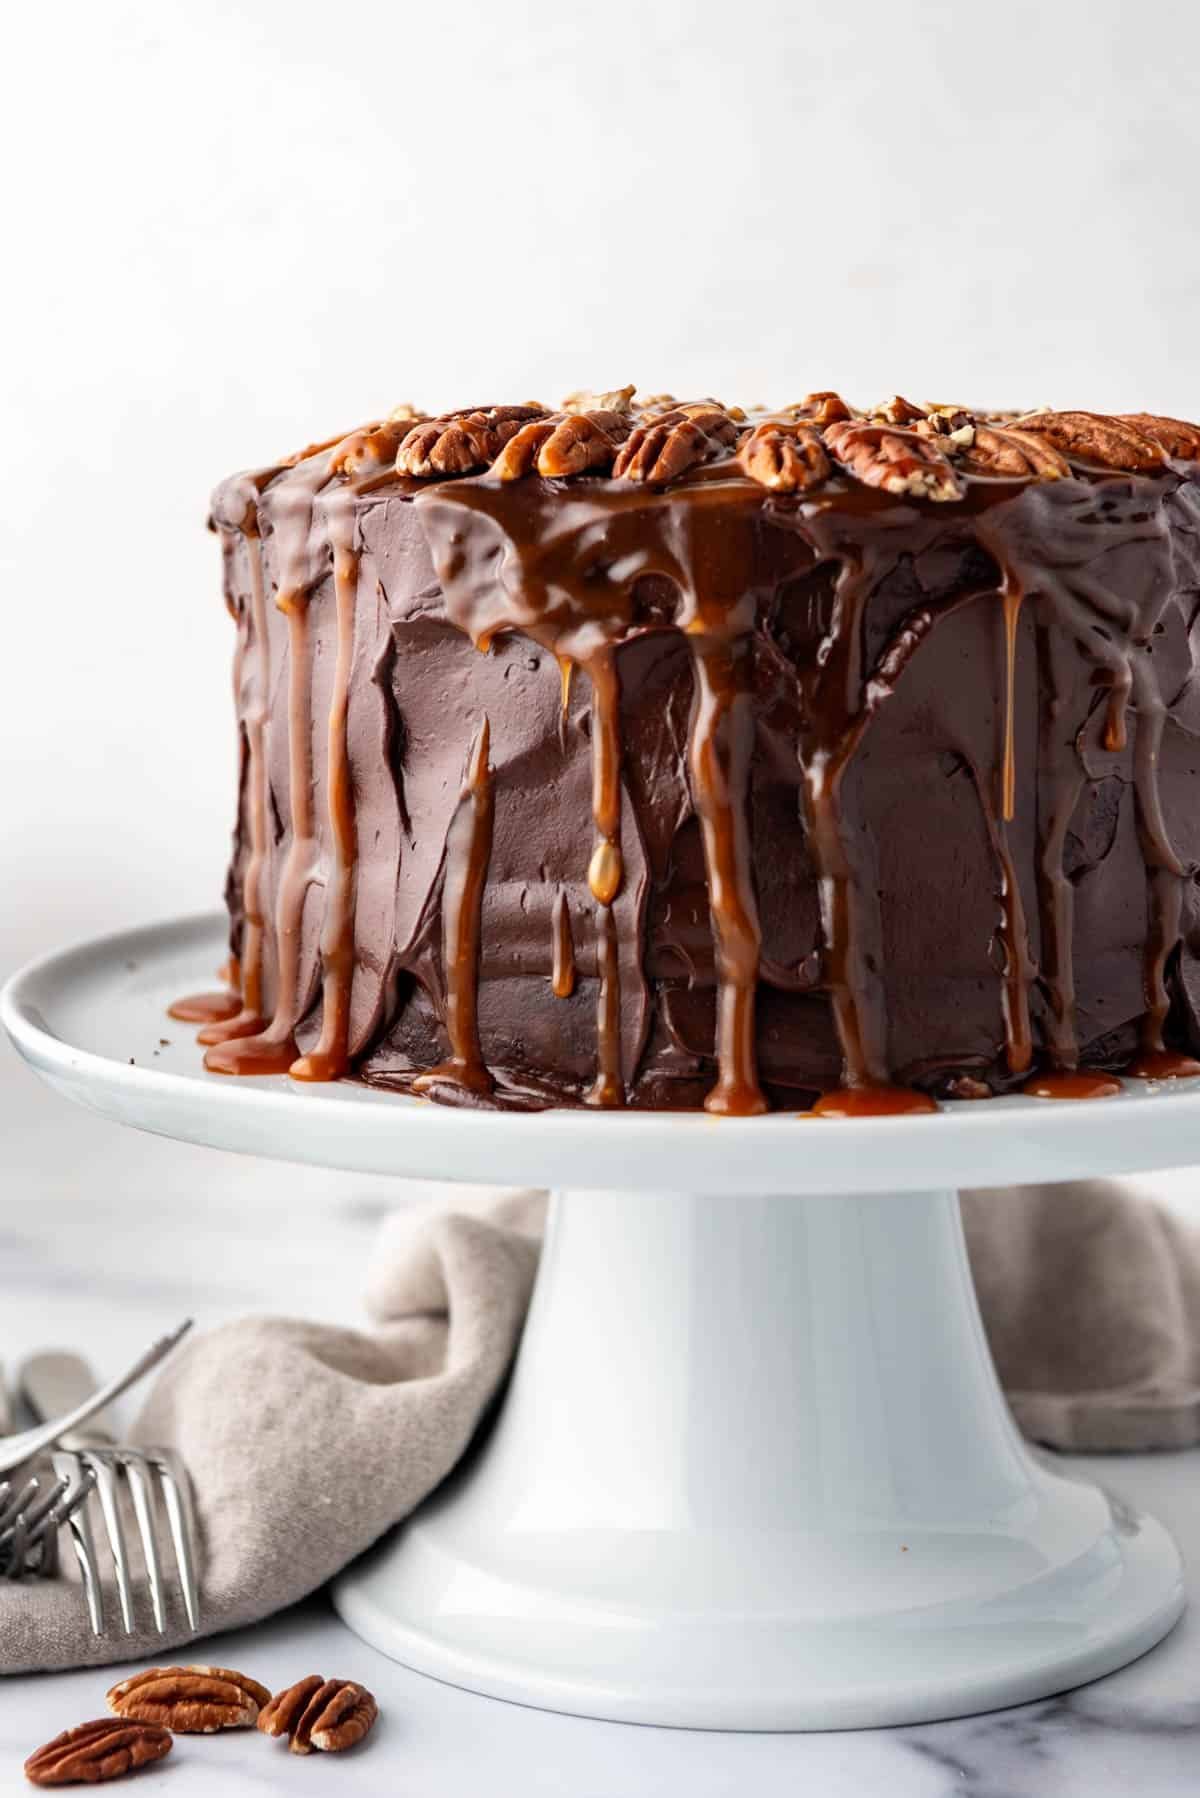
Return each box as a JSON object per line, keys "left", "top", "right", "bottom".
{"left": 6, "top": 909, "right": 1200, "bottom": 1194}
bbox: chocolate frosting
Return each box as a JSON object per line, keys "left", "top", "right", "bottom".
{"left": 179, "top": 394, "right": 1200, "bottom": 1113}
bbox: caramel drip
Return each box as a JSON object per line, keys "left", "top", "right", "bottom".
{"left": 1124, "top": 1049, "right": 1200, "bottom": 1079}
{"left": 204, "top": 581, "right": 311, "bottom": 1075}
{"left": 1000, "top": 577, "right": 1022, "bottom": 822}
{"left": 583, "top": 649, "right": 626, "bottom": 1107}
{"left": 551, "top": 888, "right": 576, "bottom": 998}
{"left": 206, "top": 451, "right": 337, "bottom": 1075}
{"left": 1104, "top": 681, "right": 1130, "bottom": 752}
{"left": 1033, "top": 617, "right": 1085, "bottom": 1071}
{"left": 198, "top": 536, "right": 272, "bottom": 1047}
{"left": 795, "top": 560, "right": 889, "bottom": 1088}
{"left": 414, "top": 718, "right": 496, "bottom": 1096}
{"left": 984, "top": 560, "right": 1033, "bottom": 1073}
{"left": 687, "top": 635, "right": 766, "bottom": 1115}
{"left": 1129, "top": 653, "right": 1186, "bottom": 1056}
{"left": 167, "top": 991, "right": 240, "bottom": 1024}
{"left": 589, "top": 901, "right": 624, "bottom": 1108}
{"left": 1021, "top": 1069, "right": 1121, "bottom": 1101}
{"left": 993, "top": 828, "right": 1034, "bottom": 1075}
{"left": 216, "top": 956, "right": 241, "bottom": 990}
{"left": 811, "top": 1085, "right": 938, "bottom": 1118}
{"left": 558, "top": 654, "right": 574, "bottom": 720}
{"left": 585, "top": 649, "right": 624, "bottom": 905}
{"left": 291, "top": 501, "right": 360, "bottom": 1083}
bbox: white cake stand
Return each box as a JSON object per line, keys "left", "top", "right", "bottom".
{"left": 3, "top": 912, "right": 1193, "bottom": 1730}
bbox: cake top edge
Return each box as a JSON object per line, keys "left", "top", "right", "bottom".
{"left": 213, "top": 394, "right": 1200, "bottom": 525}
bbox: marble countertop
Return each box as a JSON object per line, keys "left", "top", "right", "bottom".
{"left": 2, "top": 1045, "right": 1199, "bottom": 1795}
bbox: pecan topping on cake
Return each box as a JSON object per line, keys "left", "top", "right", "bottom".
{"left": 824, "top": 420, "right": 964, "bottom": 501}
{"left": 1014, "top": 410, "right": 1166, "bottom": 471}
{"left": 332, "top": 417, "right": 421, "bottom": 477}
{"left": 868, "top": 394, "right": 928, "bottom": 427}
{"left": 396, "top": 405, "right": 547, "bottom": 476}
{"left": 562, "top": 384, "right": 636, "bottom": 415}
{"left": 25, "top": 1719, "right": 172, "bottom": 1785}
{"left": 962, "top": 422, "right": 1069, "bottom": 479}
{"left": 1117, "top": 413, "right": 1200, "bottom": 460}
{"left": 492, "top": 408, "right": 634, "bottom": 480}
{"left": 612, "top": 402, "right": 742, "bottom": 484}
{"left": 780, "top": 391, "right": 855, "bottom": 426}
{"left": 736, "top": 420, "right": 830, "bottom": 492}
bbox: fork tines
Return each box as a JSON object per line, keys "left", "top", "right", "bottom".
{"left": 51, "top": 1448, "right": 199, "bottom": 1636}
{"left": 0, "top": 1467, "right": 96, "bottom": 1581}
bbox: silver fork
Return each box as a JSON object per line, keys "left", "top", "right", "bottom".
{"left": 20, "top": 1351, "right": 200, "bottom": 1636}
{"left": 0, "top": 1321, "right": 191, "bottom": 1478}
{"left": 0, "top": 1361, "right": 97, "bottom": 1581}
{"left": 0, "top": 1465, "right": 96, "bottom": 1581}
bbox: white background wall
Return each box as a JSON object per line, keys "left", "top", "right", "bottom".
{"left": 3, "top": 0, "right": 1200, "bottom": 1184}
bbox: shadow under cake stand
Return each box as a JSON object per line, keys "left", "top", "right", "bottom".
{"left": 2, "top": 911, "right": 1191, "bottom": 1731}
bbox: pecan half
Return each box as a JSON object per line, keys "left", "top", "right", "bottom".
{"left": 1014, "top": 410, "right": 1165, "bottom": 471}
{"left": 736, "top": 420, "right": 830, "bottom": 492}
{"left": 257, "top": 1674, "right": 324, "bottom": 1743}
{"left": 259, "top": 1675, "right": 378, "bottom": 1755}
{"left": 331, "top": 417, "right": 419, "bottom": 477}
{"left": 107, "top": 1664, "right": 270, "bottom": 1732}
{"left": 1118, "top": 412, "right": 1200, "bottom": 461}
{"left": 395, "top": 405, "right": 547, "bottom": 477}
{"left": 780, "top": 391, "right": 854, "bottom": 426}
{"left": 25, "top": 1719, "right": 172, "bottom": 1785}
{"left": 492, "top": 409, "right": 633, "bottom": 480}
{"left": 612, "top": 402, "right": 741, "bottom": 483}
{"left": 824, "top": 420, "right": 964, "bottom": 501}
{"left": 955, "top": 422, "right": 1069, "bottom": 479}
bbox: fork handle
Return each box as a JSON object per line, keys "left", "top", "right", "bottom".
{"left": 19, "top": 1353, "right": 117, "bottom": 1448}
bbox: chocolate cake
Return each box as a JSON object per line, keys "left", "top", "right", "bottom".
{"left": 172, "top": 391, "right": 1200, "bottom": 1115}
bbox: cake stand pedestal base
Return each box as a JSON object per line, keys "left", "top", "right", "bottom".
{"left": 334, "top": 1186, "right": 1184, "bottom": 1730}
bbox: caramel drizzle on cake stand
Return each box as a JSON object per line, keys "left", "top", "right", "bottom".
{"left": 176, "top": 414, "right": 1200, "bottom": 1114}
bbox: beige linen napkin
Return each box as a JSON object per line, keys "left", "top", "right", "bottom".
{"left": 2, "top": 1178, "right": 1198, "bottom": 1674}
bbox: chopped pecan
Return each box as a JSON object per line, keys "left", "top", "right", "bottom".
{"left": 736, "top": 420, "right": 830, "bottom": 492}
{"left": 824, "top": 420, "right": 964, "bottom": 501}
{"left": 259, "top": 1675, "right": 378, "bottom": 1755}
{"left": 1117, "top": 412, "right": 1200, "bottom": 460}
{"left": 25, "top": 1719, "right": 172, "bottom": 1785}
{"left": 493, "top": 409, "right": 633, "bottom": 480}
{"left": 1014, "top": 411, "right": 1165, "bottom": 471}
{"left": 951, "top": 421, "right": 1070, "bottom": 480}
{"left": 916, "top": 404, "right": 977, "bottom": 446}
{"left": 612, "top": 402, "right": 741, "bottom": 483}
{"left": 780, "top": 391, "right": 854, "bottom": 426}
{"left": 869, "top": 395, "right": 927, "bottom": 426}
{"left": 107, "top": 1664, "right": 270, "bottom": 1732}
{"left": 562, "top": 384, "right": 636, "bottom": 415}
{"left": 395, "top": 405, "right": 547, "bottom": 477}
